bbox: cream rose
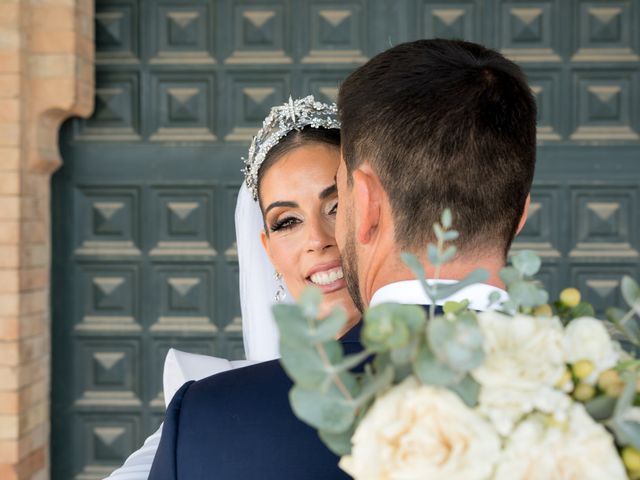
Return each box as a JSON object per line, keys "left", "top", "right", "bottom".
{"left": 471, "top": 312, "right": 568, "bottom": 435}
{"left": 339, "top": 377, "right": 500, "bottom": 480}
{"left": 564, "top": 317, "right": 619, "bottom": 384}
{"left": 495, "top": 403, "right": 626, "bottom": 480}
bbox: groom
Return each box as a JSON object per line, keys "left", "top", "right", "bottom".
{"left": 148, "top": 39, "right": 536, "bottom": 479}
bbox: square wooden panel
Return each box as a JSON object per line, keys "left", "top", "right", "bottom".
{"left": 421, "top": 1, "right": 482, "bottom": 43}
{"left": 573, "top": 0, "right": 639, "bottom": 61}
{"left": 570, "top": 70, "right": 639, "bottom": 141}
{"left": 570, "top": 265, "right": 638, "bottom": 315}
{"left": 74, "top": 186, "right": 142, "bottom": 259}
{"left": 569, "top": 185, "right": 639, "bottom": 258}
{"left": 301, "top": 1, "right": 369, "bottom": 63}
{"left": 304, "top": 73, "right": 345, "bottom": 104}
{"left": 497, "top": 0, "right": 562, "bottom": 62}
{"left": 75, "top": 72, "right": 141, "bottom": 141}
{"left": 150, "top": 2, "right": 216, "bottom": 64}
{"left": 75, "top": 340, "right": 142, "bottom": 407}
{"left": 95, "top": 0, "right": 140, "bottom": 64}
{"left": 224, "top": 73, "right": 290, "bottom": 141}
{"left": 525, "top": 69, "right": 563, "bottom": 141}
{"left": 149, "top": 72, "right": 217, "bottom": 141}
{"left": 147, "top": 186, "right": 217, "bottom": 259}
{"left": 512, "top": 184, "right": 562, "bottom": 258}
{"left": 75, "top": 264, "right": 141, "bottom": 333}
{"left": 149, "top": 265, "right": 217, "bottom": 333}
{"left": 225, "top": 0, "right": 292, "bottom": 64}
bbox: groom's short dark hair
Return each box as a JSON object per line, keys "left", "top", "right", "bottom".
{"left": 338, "top": 39, "right": 536, "bottom": 256}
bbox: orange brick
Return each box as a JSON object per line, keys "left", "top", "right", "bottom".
{"left": 19, "top": 221, "right": 45, "bottom": 244}
{"left": 0, "top": 463, "right": 17, "bottom": 480}
{"left": 0, "top": 148, "right": 20, "bottom": 171}
{"left": 0, "top": 270, "right": 19, "bottom": 294}
{"left": 0, "top": 100, "right": 19, "bottom": 124}
{"left": 30, "top": 31, "right": 76, "bottom": 55}
{"left": 0, "top": 391, "right": 18, "bottom": 415}
{"left": 0, "top": 28, "right": 19, "bottom": 50}
{"left": 29, "top": 54, "right": 75, "bottom": 78}
{"left": 0, "top": 247, "right": 19, "bottom": 268}
{"left": 0, "top": 293, "right": 19, "bottom": 316}
{"left": 0, "top": 221, "right": 19, "bottom": 244}
{"left": 0, "top": 339, "right": 18, "bottom": 365}
{"left": 0, "top": 5, "right": 19, "bottom": 27}
{"left": 19, "top": 290, "right": 46, "bottom": 315}
{"left": 0, "top": 198, "right": 20, "bottom": 220}
{"left": 0, "top": 53, "right": 19, "bottom": 74}
{"left": 19, "top": 268, "right": 47, "bottom": 291}
{"left": 0, "top": 75, "right": 19, "bottom": 98}
{"left": 0, "top": 124, "right": 19, "bottom": 147}
{"left": 20, "top": 245, "right": 48, "bottom": 268}
{"left": 0, "top": 317, "right": 18, "bottom": 341}
{"left": 0, "top": 437, "right": 18, "bottom": 463}
{"left": 0, "top": 172, "right": 19, "bottom": 195}
{"left": 31, "top": 6, "right": 75, "bottom": 31}
{"left": 0, "top": 414, "right": 18, "bottom": 440}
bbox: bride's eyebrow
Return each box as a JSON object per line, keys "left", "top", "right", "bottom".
{"left": 319, "top": 184, "right": 337, "bottom": 199}
{"left": 265, "top": 201, "right": 297, "bottom": 215}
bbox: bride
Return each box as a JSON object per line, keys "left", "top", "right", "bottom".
{"left": 106, "top": 96, "right": 360, "bottom": 479}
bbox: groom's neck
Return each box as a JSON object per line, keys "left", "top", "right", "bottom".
{"left": 364, "top": 250, "right": 506, "bottom": 307}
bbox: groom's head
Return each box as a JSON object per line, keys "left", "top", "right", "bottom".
{"left": 335, "top": 39, "right": 537, "bottom": 310}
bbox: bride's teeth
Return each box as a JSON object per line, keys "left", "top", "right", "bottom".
{"left": 310, "top": 267, "right": 343, "bottom": 286}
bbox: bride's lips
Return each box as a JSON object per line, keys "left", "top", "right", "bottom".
{"left": 305, "top": 261, "right": 347, "bottom": 294}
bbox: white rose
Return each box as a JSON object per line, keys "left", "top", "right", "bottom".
{"left": 472, "top": 312, "right": 567, "bottom": 435}
{"left": 564, "top": 317, "right": 619, "bottom": 384}
{"left": 495, "top": 403, "right": 626, "bottom": 480}
{"left": 339, "top": 377, "right": 500, "bottom": 480}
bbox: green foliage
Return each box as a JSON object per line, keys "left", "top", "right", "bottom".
{"left": 362, "top": 304, "right": 426, "bottom": 353}
{"left": 607, "top": 372, "right": 640, "bottom": 449}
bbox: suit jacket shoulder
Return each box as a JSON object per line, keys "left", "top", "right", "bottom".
{"left": 156, "top": 359, "right": 350, "bottom": 479}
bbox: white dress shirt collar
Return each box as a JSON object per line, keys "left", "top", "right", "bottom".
{"left": 369, "top": 279, "right": 507, "bottom": 312}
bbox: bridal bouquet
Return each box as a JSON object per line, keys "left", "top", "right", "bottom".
{"left": 273, "top": 210, "right": 640, "bottom": 480}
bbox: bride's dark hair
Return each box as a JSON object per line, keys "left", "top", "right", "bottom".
{"left": 256, "top": 126, "right": 340, "bottom": 213}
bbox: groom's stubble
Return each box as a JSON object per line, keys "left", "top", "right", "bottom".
{"left": 342, "top": 205, "right": 366, "bottom": 313}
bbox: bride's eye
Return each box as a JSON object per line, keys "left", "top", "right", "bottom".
{"left": 270, "top": 216, "right": 300, "bottom": 232}
{"left": 328, "top": 202, "right": 338, "bottom": 216}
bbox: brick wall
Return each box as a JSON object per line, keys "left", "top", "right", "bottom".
{"left": 0, "top": 1, "right": 94, "bottom": 479}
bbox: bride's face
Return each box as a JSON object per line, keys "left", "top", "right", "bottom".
{"left": 259, "top": 143, "right": 358, "bottom": 320}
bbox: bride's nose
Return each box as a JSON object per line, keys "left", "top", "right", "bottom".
{"left": 305, "top": 216, "right": 335, "bottom": 253}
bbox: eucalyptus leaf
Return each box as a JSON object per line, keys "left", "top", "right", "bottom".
{"left": 319, "top": 428, "right": 354, "bottom": 456}
{"left": 363, "top": 304, "right": 414, "bottom": 352}
{"left": 413, "top": 345, "right": 459, "bottom": 386}
{"left": 607, "top": 307, "right": 626, "bottom": 323}
{"left": 433, "top": 223, "right": 444, "bottom": 241}
{"left": 487, "top": 291, "right": 502, "bottom": 307}
{"left": 430, "top": 313, "right": 484, "bottom": 372}
{"left": 427, "top": 244, "right": 440, "bottom": 265}
{"left": 400, "top": 252, "right": 431, "bottom": 295}
{"left": 511, "top": 250, "right": 542, "bottom": 277}
{"left": 290, "top": 385, "right": 356, "bottom": 434}
{"left": 621, "top": 276, "right": 640, "bottom": 312}
{"left": 443, "top": 300, "right": 470, "bottom": 315}
{"left": 441, "top": 209, "right": 452, "bottom": 229}
{"left": 390, "top": 338, "right": 420, "bottom": 366}
{"left": 569, "top": 302, "right": 595, "bottom": 319}
{"left": 273, "top": 304, "right": 314, "bottom": 346}
{"left": 449, "top": 374, "right": 480, "bottom": 407}
{"left": 355, "top": 365, "right": 394, "bottom": 408}
{"left": 508, "top": 281, "right": 548, "bottom": 309}
{"left": 443, "top": 230, "right": 459, "bottom": 241}
{"left": 585, "top": 395, "right": 617, "bottom": 421}
{"left": 299, "top": 287, "right": 323, "bottom": 319}
{"left": 279, "top": 341, "right": 343, "bottom": 390}
{"left": 499, "top": 267, "right": 521, "bottom": 287}
{"left": 440, "top": 245, "right": 457, "bottom": 264}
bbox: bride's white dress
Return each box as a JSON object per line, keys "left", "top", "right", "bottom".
{"left": 104, "top": 185, "right": 288, "bottom": 479}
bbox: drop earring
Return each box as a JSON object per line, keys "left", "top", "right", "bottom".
{"left": 274, "top": 271, "right": 286, "bottom": 303}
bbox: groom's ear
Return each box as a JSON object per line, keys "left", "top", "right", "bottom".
{"left": 515, "top": 193, "right": 531, "bottom": 236}
{"left": 352, "top": 164, "right": 382, "bottom": 245}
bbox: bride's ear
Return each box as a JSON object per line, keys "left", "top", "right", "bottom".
{"left": 352, "top": 164, "right": 381, "bottom": 245}
{"left": 260, "top": 230, "right": 274, "bottom": 263}
{"left": 515, "top": 193, "right": 531, "bottom": 236}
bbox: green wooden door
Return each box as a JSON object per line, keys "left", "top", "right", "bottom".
{"left": 51, "top": 1, "right": 640, "bottom": 478}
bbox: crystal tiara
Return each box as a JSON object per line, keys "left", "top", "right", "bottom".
{"left": 242, "top": 95, "right": 341, "bottom": 200}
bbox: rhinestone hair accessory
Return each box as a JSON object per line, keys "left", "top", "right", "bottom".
{"left": 242, "top": 95, "right": 340, "bottom": 200}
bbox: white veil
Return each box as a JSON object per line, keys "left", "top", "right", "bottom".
{"left": 235, "top": 182, "right": 291, "bottom": 361}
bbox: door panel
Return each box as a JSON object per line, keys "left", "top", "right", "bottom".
{"left": 52, "top": 1, "right": 640, "bottom": 478}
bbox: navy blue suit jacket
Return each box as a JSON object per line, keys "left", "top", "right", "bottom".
{"left": 148, "top": 324, "right": 364, "bottom": 480}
